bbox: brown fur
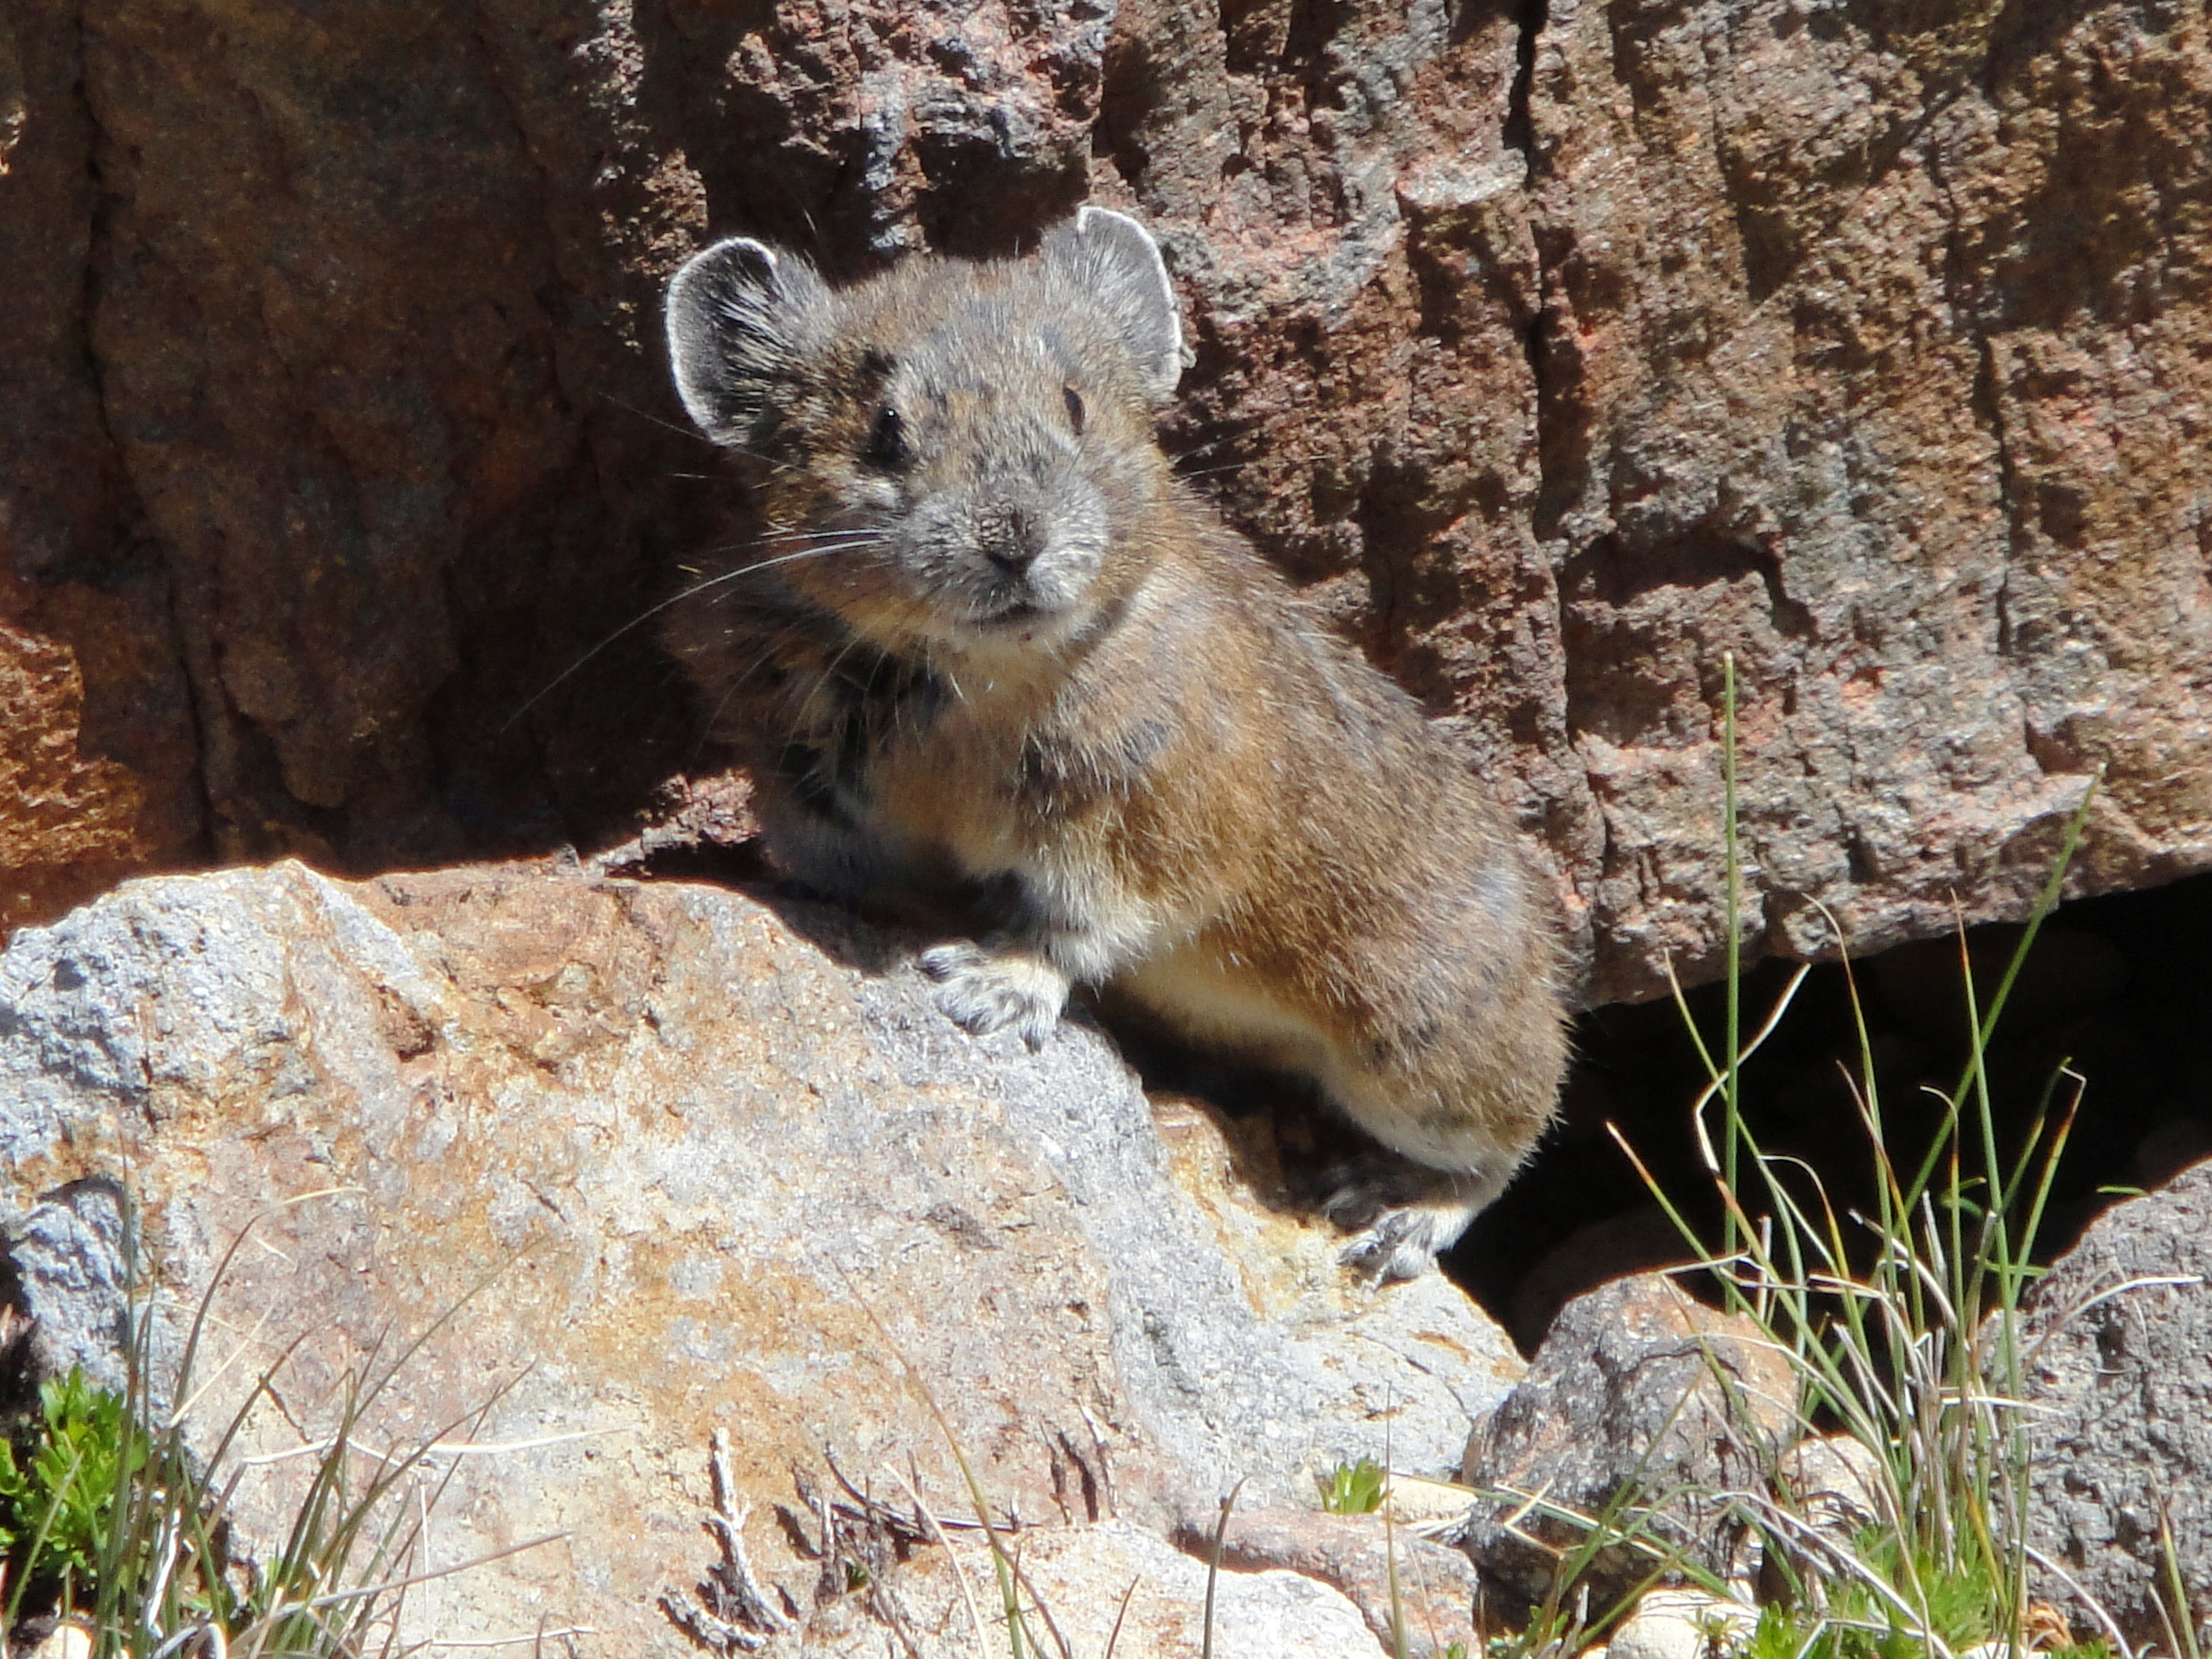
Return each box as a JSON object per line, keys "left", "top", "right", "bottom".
{"left": 663, "top": 209, "right": 1568, "bottom": 1278}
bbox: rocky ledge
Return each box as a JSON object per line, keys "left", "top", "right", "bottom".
{"left": 4, "top": 861, "right": 2208, "bottom": 1655}
{"left": 0, "top": 860, "right": 1519, "bottom": 1656}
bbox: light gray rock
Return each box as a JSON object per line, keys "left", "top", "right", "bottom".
{"left": 1771, "top": 1431, "right": 1884, "bottom": 1543}
{"left": 5, "top": 1180, "right": 132, "bottom": 1395}
{"left": 0, "top": 861, "right": 1521, "bottom": 1655}
{"left": 2020, "top": 1159, "right": 2212, "bottom": 1651}
{"left": 1183, "top": 1504, "right": 1483, "bottom": 1658}
{"left": 1605, "top": 1588, "right": 1759, "bottom": 1659}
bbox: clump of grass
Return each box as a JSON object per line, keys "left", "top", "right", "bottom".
{"left": 1651, "top": 655, "right": 2108, "bottom": 1657}
{"left": 1488, "top": 653, "right": 2127, "bottom": 1659}
{"left": 1, "top": 1199, "right": 529, "bottom": 1658}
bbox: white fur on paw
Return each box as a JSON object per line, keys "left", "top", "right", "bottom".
{"left": 1338, "top": 1208, "right": 1453, "bottom": 1283}
{"left": 1324, "top": 1162, "right": 1496, "bottom": 1282}
{"left": 920, "top": 942, "right": 1069, "bottom": 1049}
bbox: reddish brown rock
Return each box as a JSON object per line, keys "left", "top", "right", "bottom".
{"left": 0, "top": 616, "right": 146, "bottom": 929}
{"left": 0, "top": 1, "right": 202, "bottom": 935}
{"left": 2, "top": 0, "right": 2207, "bottom": 1002}
{"left": 1526, "top": 0, "right": 2212, "bottom": 998}
{"left": 1458, "top": 1273, "right": 1797, "bottom": 1612}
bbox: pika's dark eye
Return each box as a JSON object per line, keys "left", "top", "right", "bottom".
{"left": 1062, "top": 384, "right": 1086, "bottom": 434}
{"left": 861, "top": 404, "right": 912, "bottom": 471}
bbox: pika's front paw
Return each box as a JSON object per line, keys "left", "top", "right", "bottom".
{"left": 920, "top": 942, "right": 1069, "bottom": 1050}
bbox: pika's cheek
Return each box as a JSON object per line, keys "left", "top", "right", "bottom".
{"left": 1028, "top": 489, "right": 1111, "bottom": 602}
{"left": 1027, "top": 537, "right": 1107, "bottom": 608}
{"left": 839, "top": 474, "right": 903, "bottom": 516}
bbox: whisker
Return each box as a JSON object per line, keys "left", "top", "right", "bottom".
{"left": 673, "top": 536, "right": 874, "bottom": 572}
{"left": 681, "top": 537, "right": 881, "bottom": 583}
{"left": 1175, "top": 448, "right": 1328, "bottom": 481}
{"left": 790, "top": 632, "right": 872, "bottom": 745}
{"left": 1164, "top": 428, "right": 1257, "bottom": 463}
{"left": 752, "top": 528, "right": 882, "bottom": 546}
{"left": 590, "top": 389, "right": 720, "bottom": 447}
{"left": 587, "top": 393, "right": 790, "bottom": 474}
{"left": 502, "top": 536, "right": 882, "bottom": 731}
{"left": 698, "top": 666, "right": 758, "bottom": 771}
{"left": 586, "top": 390, "right": 804, "bottom": 476}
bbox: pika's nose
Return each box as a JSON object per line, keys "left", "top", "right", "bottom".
{"left": 980, "top": 505, "right": 1046, "bottom": 575}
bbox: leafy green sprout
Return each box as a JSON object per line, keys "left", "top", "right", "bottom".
{"left": 0, "top": 1370, "right": 151, "bottom": 1612}
{"left": 1317, "top": 1456, "right": 1388, "bottom": 1516}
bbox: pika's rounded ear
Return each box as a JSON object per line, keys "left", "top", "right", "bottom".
{"left": 665, "top": 236, "right": 832, "bottom": 447}
{"left": 1042, "top": 206, "right": 1184, "bottom": 405}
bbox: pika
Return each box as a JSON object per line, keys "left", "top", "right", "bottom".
{"left": 663, "top": 207, "right": 1568, "bottom": 1279}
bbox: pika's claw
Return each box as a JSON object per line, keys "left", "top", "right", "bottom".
{"left": 920, "top": 942, "right": 1069, "bottom": 1050}
{"left": 1336, "top": 1208, "right": 1454, "bottom": 1282}
{"left": 1324, "top": 1162, "right": 1497, "bottom": 1282}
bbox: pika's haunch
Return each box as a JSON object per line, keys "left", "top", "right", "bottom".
{"left": 663, "top": 207, "right": 1568, "bottom": 1279}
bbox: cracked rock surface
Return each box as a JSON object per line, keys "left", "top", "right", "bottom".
{"left": 2, "top": 0, "right": 2207, "bottom": 996}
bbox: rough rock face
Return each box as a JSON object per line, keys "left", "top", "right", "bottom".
{"left": 2022, "top": 1158, "right": 2212, "bottom": 1650}
{"left": 1457, "top": 1274, "right": 1797, "bottom": 1612}
{"left": 1189, "top": 1505, "right": 1486, "bottom": 1656}
{"left": 810, "top": 1519, "right": 1391, "bottom": 1658}
{"left": 1525, "top": 0, "right": 2212, "bottom": 996}
{"left": 0, "top": 861, "right": 1519, "bottom": 1654}
{"left": 3, "top": 1, "right": 2208, "bottom": 996}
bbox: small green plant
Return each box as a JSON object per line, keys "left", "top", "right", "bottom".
{"left": 0, "top": 1370, "right": 150, "bottom": 1607}
{"left": 1317, "top": 1456, "right": 1387, "bottom": 1516}
{"left": 1738, "top": 1544, "right": 2119, "bottom": 1659}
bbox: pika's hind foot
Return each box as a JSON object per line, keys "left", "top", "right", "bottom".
{"left": 920, "top": 942, "right": 1069, "bottom": 1050}
{"left": 1323, "top": 1161, "right": 1504, "bottom": 1282}
{"left": 1333, "top": 1205, "right": 1472, "bottom": 1282}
